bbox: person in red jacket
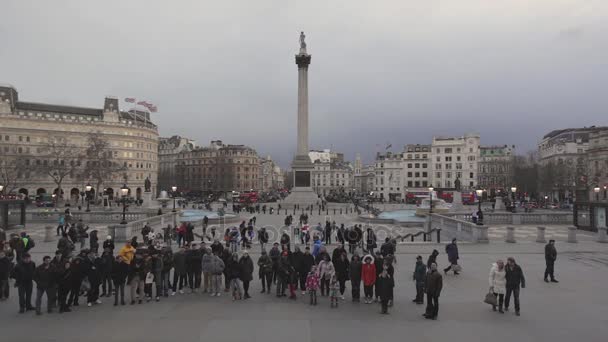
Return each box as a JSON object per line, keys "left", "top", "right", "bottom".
{"left": 361, "top": 255, "right": 376, "bottom": 304}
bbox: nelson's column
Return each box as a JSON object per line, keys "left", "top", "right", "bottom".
{"left": 284, "top": 32, "right": 319, "bottom": 205}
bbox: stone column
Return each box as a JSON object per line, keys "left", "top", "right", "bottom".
{"left": 597, "top": 227, "right": 607, "bottom": 243}
{"left": 536, "top": 226, "right": 546, "bottom": 243}
{"left": 44, "top": 225, "right": 54, "bottom": 242}
{"left": 505, "top": 226, "right": 516, "bottom": 243}
{"left": 296, "top": 53, "right": 311, "bottom": 156}
{"left": 567, "top": 226, "right": 577, "bottom": 243}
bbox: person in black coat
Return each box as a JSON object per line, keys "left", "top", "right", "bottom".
{"left": 349, "top": 254, "right": 362, "bottom": 302}
{"left": 56, "top": 260, "right": 72, "bottom": 312}
{"left": 299, "top": 247, "right": 315, "bottom": 294}
{"left": 102, "top": 236, "right": 115, "bottom": 253}
{"left": 67, "top": 255, "right": 85, "bottom": 307}
{"left": 100, "top": 248, "right": 114, "bottom": 297}
{"left": 505, "top": 257, "right": 526, "bottom": 315}
{"left": 33, "top": 256, "right": 55, "bottom": 315}
{"left": 112, "top": 256, "right": 129, "bottom": 306}
{"left": 83, "top": 250, "right": 103, "bottom": 306}
{"left": 290, "top": 246, "right": 305, "bottom": 290}
{"left": 332, "top": 245, "right": 347, "bottom": 263}
{"left": 413, "top": 255, "right": 427, "bottom": 304}
{"left": 89, "top": 230, "right": 99, "bottom": 254}
{"left": 0, "top": 249, "right": 13, "bottom": 301}
{"left": 427, "top": 249, "right": 439, "bottom": 270}
{"left": 226, "top": 253, "right": 243, "bottom": 299}
{"left": 238, "top": 252, "right": 254, "bottom": 299}
{"left": 324, "top": 221, "right": 332, "bottom": 245}
{"left": 544, "top": 240, "right": 558, "bottom": 283}
{"left": 377, "top": 267, "right": 394, "bottom": 314}
{"left": 373, "top": 252, "right": 384, "bottom": 302}
{"left": 11, "top": 253, "right": 35, "bottom": 313}
{"left": 334, "top": 252, "right": 350, "bottom": 299}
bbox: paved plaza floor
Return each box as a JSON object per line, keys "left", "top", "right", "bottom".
{"left": 1, "top": 213, "right": 607, "bottom": 341}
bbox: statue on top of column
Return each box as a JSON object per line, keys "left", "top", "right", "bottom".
{"left": 299, "top": 31, "right": 307, "bottom": 53}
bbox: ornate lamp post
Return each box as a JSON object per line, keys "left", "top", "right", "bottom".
{"left": 85, "top": 183, "right": 92, "bottom": 212}
{"left": 475, "top": 187, "right": 484, "bottom": 215}
{"left": 171, "top": 186, "right": 177, "bottom": 212}
{"left": 594, "top": 185, "right": 601, "bottom": 202}
{"left": 120, "top": 184, "right": 129, "bottom": 224}
{"left": 428, "top": 186, "right": 434, "bottom": 214}
{"left": 0, "top": 184, "right": 4, "bottom": 198}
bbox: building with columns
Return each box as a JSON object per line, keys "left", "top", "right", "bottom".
{"left": 431, "top": 134, "right": 480, "bottom": 191}
{"left": 0, "top": 84, "right": 158, "bottom": 201}
{"left": 309, "top": 150, "right": 352, "bottom": 197}
{"left": 158, "top": 135, "right": 197, "bottom": 194}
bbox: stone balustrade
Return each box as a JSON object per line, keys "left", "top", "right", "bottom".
{"left": 429, "top": 213, "right": 488, "bottom": 243}
{"left": 10, "top": 210, "right": 152, "bottom": 224}
{"left": 442, "top": 212, "right": 573, "bottom": 226}
{"left": 109, "top": 211, "right": 179, "bottom": 242}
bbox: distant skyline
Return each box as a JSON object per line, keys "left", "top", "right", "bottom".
{"left": 2, "top": 0, "right": 606, "bottom": 168}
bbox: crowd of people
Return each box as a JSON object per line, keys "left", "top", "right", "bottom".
{"left": 0, "top": 215, "right": 560, "bottom": 320}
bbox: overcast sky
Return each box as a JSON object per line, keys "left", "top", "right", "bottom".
{"left": 2, "top": 0, "right": 607, "bottom": 167}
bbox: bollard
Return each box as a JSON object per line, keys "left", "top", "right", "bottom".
{"left": 505, "top": 226, "right": 516, "bottom": 243}
{"left": 44, "top": 225, "right": 54, "bottom": 242}
{"left": 536, "top": 227, "right": 546, "bottom": 243}
{"left": 340, "top": 208, "right": 343, "bottom": 215}
{"left": 597, "top": 227, "right": 607, "bottom": 243}
{"left": 567, "top": 226, "right": 578, "bottom": 243}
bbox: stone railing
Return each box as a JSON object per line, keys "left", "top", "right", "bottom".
{"left": 429, "top": 213, "right": 489, "bottom": 243}
{"left": 443, "top": 212, "right": 572, "bottom": 226}
{"left": 109, "top": 211, "right": 179, "bottom": 242}
{"left": 11, "top": 210, "right": 152, "bottom": 224}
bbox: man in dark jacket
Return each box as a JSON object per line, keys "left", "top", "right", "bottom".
{"left": 424, "top": 263, "right": 443, "bottom": 320}
{"left": 300, "top": 247, "right": 315, "bottom": 294}
{"left": 172, "top": 246, "right": 187, "bottom": 294}
{"left": 443, "top": 239, "right": 459, "bottom": 275}
{"left": 290, "top": 246, "right": 305, "bottom": 290}
{"left": 238, "top": 252, "right": 254, "bottom": 299}
{"left": 100, "top": 247, "right": 113, "bottom": 297}
{"left": 349, "top": 254, "right": 362, "bottom": 302}
{"left": 505, "top": 257, "right": 525, "bottom": 316}
{"left": 11, "top": 252, "right": 35, "bottom": 313}
{"left": 332, "top": 244, "right": 347, "bottom": 263}
{"left": 374, "top": 252, "right": 384, "bottom": 302}
{"left": 0, "top": 250, "right": 12, "bottom": 301}
{"left": 269, "top": 243, "right": 281, "bottom": 284}
{"left": 83, "top": 250, "right": 103, "bottom": 306}
{"left": 57, "top": 233, "right": 75, "bottom": 259}
{"left": 380, "top": 237, "right": 395, "bottom": 257}
{"left": 56, "top": 259, "right": 72, "bottom": 312}
{"left": 324, "top": 221, "right": 332, "bottom": 245}
{"left": 413, "top": 255, "right": 426, "bottom": 304}
{"left": 33, "top": 256, "right": 55, "bottom": 314}
{"left": 102, "top": 236, "right": 115, "bottom": 253}
{"left": 544, "top": 240, "right": 558, "bottom": 283}
{"left": 112, "top": 256, "right": 129, "bottom": 305}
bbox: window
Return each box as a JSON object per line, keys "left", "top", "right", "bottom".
{"left": 407, "top": 163, "right": 412, "bottom": 168}
{"left": 446, "top": 172, "right": 451, "bottom": 179}
{"left": 436, "top": 156, "right": 440, "bottom": 162}
{"left": 470, "top": 172, "right": 474, "bottom": 179}
{"left": 415, "top": 172, "right": 420, "bottom": 177}
{"left": 436, "top": 172, "right": 441, "bottom": 178}
{"left": 435, "top": 164, "right": 441, "bottom": 169}
{"left": 18, "top": 136, "right": 22, "bottom": 142}
{"left": 422, "top": 172, "right": 428, "bottom": 177}
{"left": 407, "top": 172, "right": 412, "bottom": 177}
{"left": 457, "top": 156, "right": 461, "bottom": 161}
{"left": 422, "top": 154, "right": 427, "bottom": 159}
{"left": 456, "top": 163, "right": 462, "bottom": 170}
{"left": 415, "top": 154, "right": 419, "bottom": 159}
{"left": 407, "top": 181, "right": 413, "bottom": 187}
{"left": 422, "top": 163, "right": 427, "bottom": 168}
{"left": 445, "top": 164, "right": 452, "bottom": 170}
{"left": 414, "top": 163, "right": 419, "bottom": 168}
{"left": 445, "top": 156, "right": 452, "bottom": 162}
{"left": 445, "top": 148, "right": 452, "bottom": 153}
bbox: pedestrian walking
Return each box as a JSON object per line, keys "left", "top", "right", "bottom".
{"left": 443, "top": 239, "right": 460, "bottom": 275}
{"left": 489, "top": 260, "right": 507, "bottom": 313}
{"left": 112, "top": 256, "right": 129, "bottom": 306}
{"left": 505, "top": 257, "right": 525, "bottom": 316}
{"left": 334, "top": 252, "right": 350, "bottom": 300}
{"left": 349, "top": 254, "right": 362, "bottom": 302}
{"left": 329, "top": 274, "right": 339, "bottom": 308}
{"left": 33, "top": 256, "right": 55, "bottom": 315}
{"left": 377, "top": 266, "right": 394, "bottom": 314}
{"left": 209, "top": 252, "right": 225, "bottom": 297}
{"left": 11, "top": 252, "right": 35, "bottom": 313}
{"left": 317, "top": 254, "right": 334, "bottom": 296}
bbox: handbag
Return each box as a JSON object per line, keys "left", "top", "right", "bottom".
{"left": 484, "top": 291, "right": 497, "bottom": 306}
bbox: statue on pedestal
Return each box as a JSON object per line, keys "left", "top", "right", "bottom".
{"left": 454, "top": 176, "right": 461, "bottom": 192}
{"left": 144, "top": 177, "right": 151, "bottom": 192}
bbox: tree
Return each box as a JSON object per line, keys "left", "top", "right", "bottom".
{"left": 82, "top": 132, "right": 127, "bottom": 199}
{"left": 512, "top": 151, "right": 539, "bottom": 199}
{"left": 32, "top": 136, "right": 82, "bottom": 203}
{"left": 0, "top": 147, "right": 29, "bottom": 194}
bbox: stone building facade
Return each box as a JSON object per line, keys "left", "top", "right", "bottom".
{"left": 158, "top": 135, "right": 197, "bottom": 194}
{"left": 0, "top": 84, "right": 158, "bottom": 201}
{"left": 259, "top": 156, "right": 284, "bottom": 192}
{"left": 431, "top": 134, "right": 480, "bottom": 190}
{"left": 478, "top": 145, "right": 515, "bottom": 196}
{"left": 309, "top": 150, "right": 353, "bottom": 197}
{"left": 175, "top": 140, "right": 260, "bottom": 195}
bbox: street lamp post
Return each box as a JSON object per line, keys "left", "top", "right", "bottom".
{"left": 171, "top": 186, "right": 177, "bottom": 212}
{"left": 594, "top": 185, "right": 601, "bottom": 202}
{"left": 0, "top": 184, "right": 4, "bottom": 198}
{"left": 428, "top": 186, "right": 434, "bottom": 214}
{"left": 85, "top": 183, "right": 92, "bottom": 212}
{"left": 475, "top": 187, "right": 484, "bottom": 224}
{"left": 120, "top": 184, "right": 129, "bottom": 224}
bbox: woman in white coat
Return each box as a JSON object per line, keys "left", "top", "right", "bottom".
{"left": 489, "top": 260, "right": 507, "bottom": 313}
